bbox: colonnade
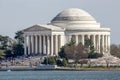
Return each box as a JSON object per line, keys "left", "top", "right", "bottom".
{"left": 67, "top": 34, "right": 110, "bottom": 54}
{"left": 24, "top": 34, "right": 110, "bottom": 56}
{"left": 24, "top": 35, "right": 63, "bottom": 56}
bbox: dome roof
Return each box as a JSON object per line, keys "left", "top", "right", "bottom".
{"left": 51, "top": 8, "right": 95, "bottom": 22}
{"left": 50, "top": 8, "right": 100, "bottom": 30}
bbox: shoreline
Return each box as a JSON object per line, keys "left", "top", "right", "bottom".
{"left": 1, "top": 67, "right": 120, "bottom": 71}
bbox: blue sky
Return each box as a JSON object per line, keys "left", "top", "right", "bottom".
{"left": 0, "top": 0, "right": 120, "bottom": 44}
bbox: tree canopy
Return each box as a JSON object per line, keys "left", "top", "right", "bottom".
{"left": 0, "top": 35, "right": 9, "bottom": 50}
{"left": 59, "top": 38, "right": 103, "bottom": 63}
{"left": 12, "top": 44, "right": 24, "bottom": 57}
{"left": 14, "top": 31, "right": 24, "bottom": 44}
{"left": 110, "top": 44, "right": 120, "bottom": 58}
{"left": 0, "top": 50, "right": 4, "bottom": 59}
{"left": 43, "top": 57, "right": 56, "bottom": 65}
{"left": 64, "top": 42, "right": 88, "bottom": 64}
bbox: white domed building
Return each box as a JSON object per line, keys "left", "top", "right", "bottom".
{"left": 23, "top": 8, "right": 110, "bottom": 56}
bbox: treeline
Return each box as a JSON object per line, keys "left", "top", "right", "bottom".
{"left": 42, "top": 39, "right": 103, "bottom": 67}
{"left": 0, "top": 31, "right": 24, "bottom": 59}
{"left": 42, "top": 40, "right": 120, "bottom": 67}
{"left": 110, "top": 44, "right": 120, "bottom": 58}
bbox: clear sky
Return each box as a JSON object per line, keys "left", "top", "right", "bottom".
{"left": 0, "top": 0, "right": 119, "bottom": 44}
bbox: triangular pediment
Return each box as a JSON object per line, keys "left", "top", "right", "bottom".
{"left": 23, "top": 25, "right": 51, "bottom": 32}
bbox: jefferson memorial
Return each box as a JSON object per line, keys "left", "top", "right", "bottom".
{"left": 23, "top": 8, "right": 110, "bottom": 56}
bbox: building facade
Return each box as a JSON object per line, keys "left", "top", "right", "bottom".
{"left": 23, "top": 8, "right": 110, "bottom": 56}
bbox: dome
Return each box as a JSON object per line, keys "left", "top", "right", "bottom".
{"left": 50, "top": 8, "right": 100, "bottom": 30}
{"left": 51, "top": 8, "right": 96, "bottom": 22}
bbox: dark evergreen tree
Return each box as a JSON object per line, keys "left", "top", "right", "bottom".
{"left": 43, "top": 57, "right": 56, "bottom": 65}
{"left": 58, "top": 46, "right": 67, "bottom": 59}
{"left": 14, "top": 31, "right": 24, "bottom": 44}
{"left": 85, "top": 38, "right": 103, "bottom": 58}
{"left": 0, "top": 35, "right": 9, "bottom": 50}
{"left": 4, "top": 49, "right": 13, "bottom": 58}
{"left": 12, "top": 44, "right": 24, "bottom": 57}
{"left": 56, "top": 59, "right": 63, "bottom": 66}
{"left": 13, "top": 31, "right": 24, "bottom": 56}
{"left": 62, "top": 58, "right": 68, "bottom": 67}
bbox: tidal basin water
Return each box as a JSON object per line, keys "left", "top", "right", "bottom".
{"left": 0, "top": 70, "right": 120, "bottom": 80}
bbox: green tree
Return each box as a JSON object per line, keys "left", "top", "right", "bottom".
{"left": 56, "top": 59, "right": 63, "bottom": 66}
{"left": 4, "top": 49, "right": 13, "bottom": 58}
{"left": 75, "top": 43, "right": 88, "bottom": 63}
{"left": 0, "top": 35, "right": 9, "bottom": 50}
{"left": 58, "top": 40, "right": 75, "bottom": 59}
{"left": 14, "top": 31, "right": 24, "bottom": 56}
{"left": 62, "top": 58, "right": 68, "bottom": 67}
{"left": 58, "top": 46, "right": 67, "bottom": 59}
{"left": 43, "top": 57, "right": 56, "bottom": 65}
{"left": 64, "top": 44, "right": 76, "bottom": 59}
{"left": 66, "top": 39, "right": 76, "bottom": 46}
{"left": 110, "top": 44, "right": 120, "bottom": 58}
{"left": 88, "top": 52, "right": 103, "bottom": 58}
{"left": 64, "top": 42, "right": 88, "bottom": 66}
{"left": 85, "top": 38, "right": 103, "bottom": 59}
{"left": 85, "top": 38, "right": 93, "bottom": 47}
{"left": 0, "top": 50, "right": 4, "bottom": 59}
{"left": 12, "top": 44, "right": 24, "bottom": 57}
{"left": 85, "top": 38, "right": 94, "bottom": 53}
{"left": 84, "top": 38, "right": 103, "bottom": 67}
{"left": 14, "top": 31, "right": 24, "bottom": 44}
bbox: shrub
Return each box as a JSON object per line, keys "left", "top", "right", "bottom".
{"left": 62, "top": 58, "right": 68, "bottom": 67}
{"left": 43, "top": 57, "right": 56, "bottom": 65}
{"left": 56, "top": 59, "right": 63, "bottom": 66}
{"left": 88, "top": 53, "right": 103, "bottom": 59}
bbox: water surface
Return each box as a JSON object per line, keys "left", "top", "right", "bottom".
{"left": 0, "top": 70, "right": 120, "bottom": 80}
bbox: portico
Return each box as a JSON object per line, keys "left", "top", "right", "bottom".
{"left": 23, "top": 25, "right": 65, "bottom": 56}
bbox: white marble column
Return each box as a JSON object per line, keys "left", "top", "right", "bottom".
{"left": 28, "top": 35, "right": 31, "bottom": 55}
{"left": 96, "top": 35, "right": 98, "bottom": 52}
{"left": 35, "top": 35, "right": 38, "bottom": 54}
{"left": 75, "top": 35, "right": 78, "bottom": 45}
{"left": 108, "top": 35, "right": 110, "bottom": 53}
{"left": 51, "top": 35, "right": 53, "bottom": 56}
{"left": 104, "top": 35, "right": 106, "bottom": 52}
{"left": 58, "top": 35, "right": 60, "bottom": 52}
{"left": 55, "top": 35, "right": 58, "bottom": 55}
{"left": 93, "top": 35, "right": 96, "bottom": 48}
{"left": 106, "top": 35, "right": 109, "bottom": 53}
{"left": 98, "top": 35, "right": 100, "bottom": 53}
{"left": 82, "top": 35, "right": 84, "bottom": 45}
{"left": 43, "top": 35, "right": 46, "bottom": 54}
{"left": 47, "top": 35, "right": 50, "bottom": 55}
{"left": 39, "top": 35, "right": 42, "bottom": 54}
{"left": 102, "top": 35, "right": 104, "bottom": 54}
{"left": 105, "top": 35, "right": 108, "bottom": 52}
{"left": 31, "top": 35, "right": 34, "bottom": 54}
{"left": 24, "top": 35, "right": 27, "bottom": 56}
{"left": 60, "top": 35, "right": 65, "bottom": 47}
